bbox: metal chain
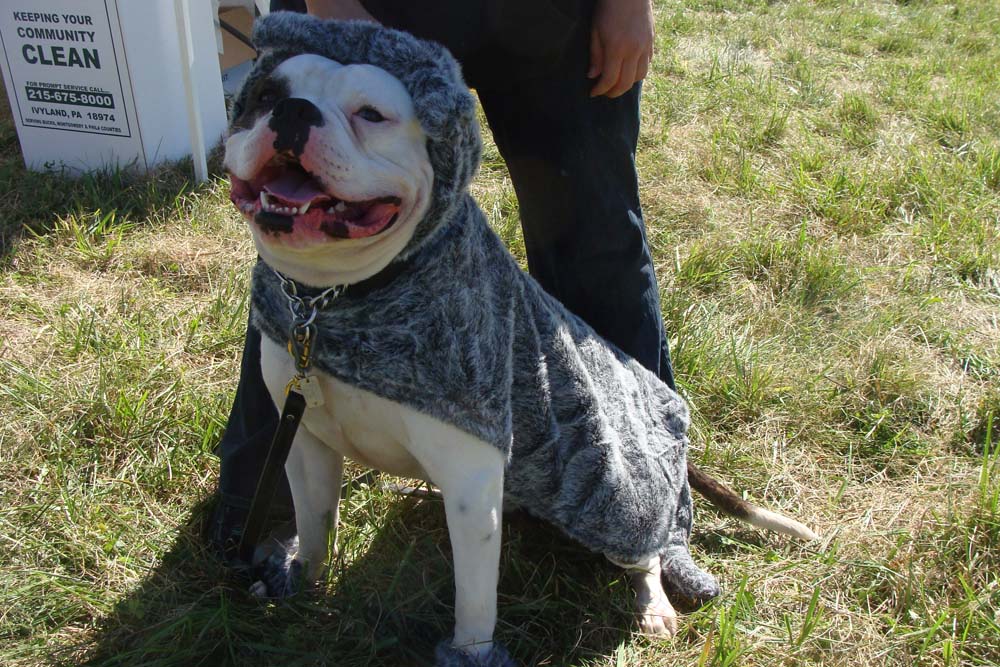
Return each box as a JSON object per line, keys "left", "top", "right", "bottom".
{"left": 271, "top": 267, "right": 345, "bottom": 374}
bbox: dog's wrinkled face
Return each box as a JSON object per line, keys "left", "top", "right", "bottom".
{"left": 226, "top": 53, "right": 433, "bottom": 286}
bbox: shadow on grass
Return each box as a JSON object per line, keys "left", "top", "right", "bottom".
{"left": 75, "top": 489, "right": 640, "bottom": 667}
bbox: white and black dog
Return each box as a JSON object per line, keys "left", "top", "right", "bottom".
{"left": 225, "top": 14, "right": 817, "bottom": 667}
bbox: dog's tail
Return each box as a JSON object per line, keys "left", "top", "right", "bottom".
{"left": 687, "top": 463, "right": 819, "bottom": 541}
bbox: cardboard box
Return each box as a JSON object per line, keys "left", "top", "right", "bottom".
{"left": 0, "top": 0, "right": 227, "bottom": 174}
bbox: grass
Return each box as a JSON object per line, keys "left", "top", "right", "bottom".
{"left": 2, "top": 0, "right": 999, "bottom": 665}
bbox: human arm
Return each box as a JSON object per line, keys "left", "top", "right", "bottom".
{"left": 304, "top": 0, "right": 377, "bottom": 22}
{"left": 587, "top": 0, "right": 654, "bottom": 98}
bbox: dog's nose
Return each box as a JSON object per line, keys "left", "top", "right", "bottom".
{"left": 272, "top": 97, "right": 323, "bottom": 125}
{"left": 269, "top": 97, "right": 324, "bottom": 156}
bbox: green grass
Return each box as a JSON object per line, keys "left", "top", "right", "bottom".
{"left": 2, "top": 1, "right": 1000, "bottom": 665}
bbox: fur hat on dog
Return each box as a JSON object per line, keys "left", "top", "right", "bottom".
{"left": 231, "top": 13, "right": 482, "bottom": 258}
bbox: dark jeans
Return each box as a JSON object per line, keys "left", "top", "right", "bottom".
{"left": 217, "top": 0, "right": 675, "bottom": 512}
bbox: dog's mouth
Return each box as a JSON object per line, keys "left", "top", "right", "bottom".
{"left": 229, "top": 156, "right": 402, "bottom": 240}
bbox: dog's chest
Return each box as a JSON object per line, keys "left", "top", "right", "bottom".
{"left": 259, "top": 336, "right": 430, "bottom": 480}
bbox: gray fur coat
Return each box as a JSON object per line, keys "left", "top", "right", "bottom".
{"left": 238, "top": 10, "right": 718, "bottom": 649}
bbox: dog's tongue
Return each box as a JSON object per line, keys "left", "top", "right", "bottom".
{"left": 262, "top": 169, "right": 326, "bottom": 205}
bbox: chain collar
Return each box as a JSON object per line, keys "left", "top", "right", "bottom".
{"left": 272, "top": 267, "right": 345, "bottom": 374}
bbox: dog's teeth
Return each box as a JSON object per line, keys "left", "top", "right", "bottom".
{"left": 327, "top": 206, "right": 336, "bottom": 214}
{"left": 299, "top": 202, "right": 310, "bottom": 215}
{"left": 334, "top": 201, "right": 346, "bottom": 212}
{"left": 260, "top": 192, "right": 270, "bottom": 210}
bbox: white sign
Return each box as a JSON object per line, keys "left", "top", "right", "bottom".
{"left": 0, "top": 0, "right": 228, "bottom": 176}
{"left": 0, "top": 1, "right": 144, "bottom": 169}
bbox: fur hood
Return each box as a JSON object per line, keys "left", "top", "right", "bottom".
{"left": 230, "top": 12, "right": 482, "bottom": 259}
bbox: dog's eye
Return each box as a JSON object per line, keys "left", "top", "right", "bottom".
{"left": 356, "top": 106, "right": 386, "bottom": 123}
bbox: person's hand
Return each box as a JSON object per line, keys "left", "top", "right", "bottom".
{"left": 305, "top": 0, "right": 378, "bottom": 22}
{"left": 587, "top": 0, "right": 654, "bottom": 98}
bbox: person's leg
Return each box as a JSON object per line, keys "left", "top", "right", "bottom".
{"left": 477, "top": 57, "right": 676, "bottom": 389}
{"left": 209, "top": 315, "right": 294, "bottom": 560}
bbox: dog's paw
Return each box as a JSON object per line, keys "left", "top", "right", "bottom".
{"left": 627, "top": 563, "right": 678, "bottom": 638}
{"left": 660, "top": 549, "right": 721, "bottom": 604}
{"left": 249, "top": 536, "right": 305, "bottom": 599}
{"left": 636, "top": 596, "right": 678, "bottom": 637}
{"left": 435, "top": 639, "right": 516, "bottom": 667}
{"left": 250, "top": 557, "right": 304, "bottom": 599}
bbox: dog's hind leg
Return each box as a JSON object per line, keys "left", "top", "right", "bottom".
{"left": 609, "top": 554, "right": 679, "bottom": 637}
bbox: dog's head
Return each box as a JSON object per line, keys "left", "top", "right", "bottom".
{"left": 226, "top": 14, "right": 481, "bottom": 286}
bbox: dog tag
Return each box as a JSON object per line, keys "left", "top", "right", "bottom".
{"left": 298, "top": 375, "right": 325, "bottom": 408}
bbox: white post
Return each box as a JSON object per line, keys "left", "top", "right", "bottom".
{"left": 174, "top": 0, "right": 209, "bottom": 183}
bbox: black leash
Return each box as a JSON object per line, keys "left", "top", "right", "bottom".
{"left": 238, "top": 389, "right": 306, "bottom": 564}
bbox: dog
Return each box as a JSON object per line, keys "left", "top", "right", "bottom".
{"left": 225, "top": 14, "right": 817, "bottom": 667}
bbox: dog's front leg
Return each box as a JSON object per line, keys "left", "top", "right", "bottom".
{"left": 286, "top": 427, "right": 344, "bottom": 575}
{"left": 255, "top": 426, "right": 344, "bottom": 598}
{"left": 403, "top": 415, "right": 513, "bottom": 666}
{"left": 441, "top": 465, "right": 503, "bottom": 656}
